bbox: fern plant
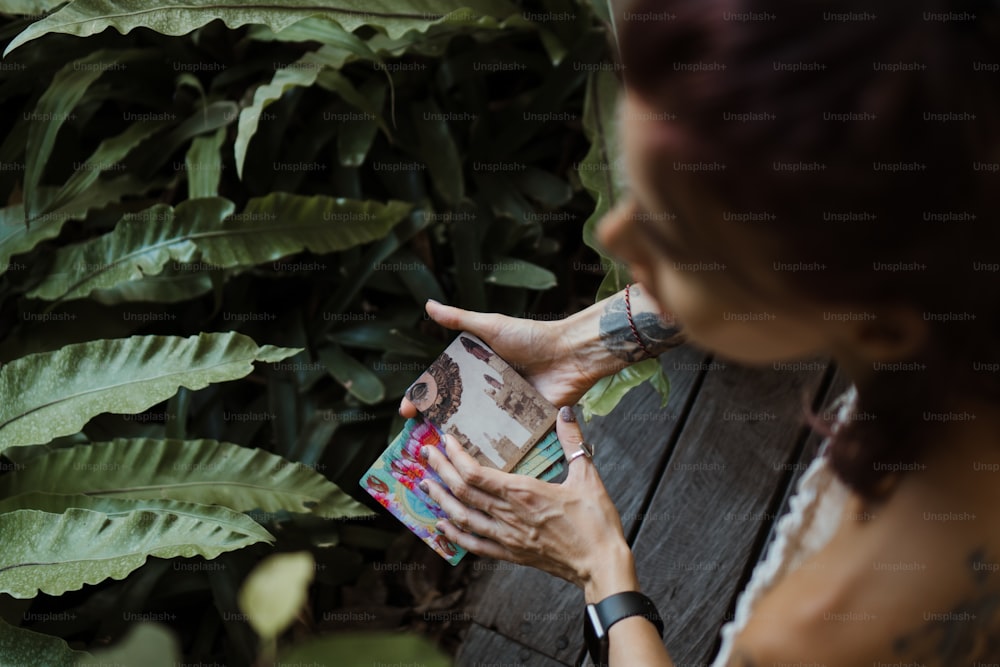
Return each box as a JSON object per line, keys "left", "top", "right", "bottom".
{"left": 0, "top": 0, "right": 644, "bottom": 663}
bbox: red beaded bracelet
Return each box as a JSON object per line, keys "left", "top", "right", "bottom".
{"left": 624, "top": 283, "right": 654, "bottom": 357}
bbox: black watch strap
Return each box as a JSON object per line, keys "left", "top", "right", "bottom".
{"left": 584, "top": 591, "right": 664, "bottom": 665}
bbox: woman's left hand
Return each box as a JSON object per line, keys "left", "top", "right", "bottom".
{"left": 419, "top": 406, "right": 633, "bottom": 592}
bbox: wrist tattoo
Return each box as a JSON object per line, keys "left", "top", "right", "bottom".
{"left": 599, "top": 290, "right": 685, "bottom": 362}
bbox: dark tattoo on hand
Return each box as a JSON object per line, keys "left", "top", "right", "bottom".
{"left": 892, "top": 547, "right": 1000, "bottom": 663}
{"left": 599, "top": 293, "right": 684, "bottom": 362}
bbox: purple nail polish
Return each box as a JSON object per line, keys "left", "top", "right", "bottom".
{"left": 559, "top": 406, "right": 577, "bottom": 423}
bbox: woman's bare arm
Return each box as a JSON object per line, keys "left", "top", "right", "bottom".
{"left": 563, "top": 282, "right": 685, "bottom": 383}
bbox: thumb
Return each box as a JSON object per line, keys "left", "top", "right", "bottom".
{"left": 425, "top": 299, "right": 507, "bottom": 340}
{"left": 556, "top": 406, "right": 593, "bottom": 482}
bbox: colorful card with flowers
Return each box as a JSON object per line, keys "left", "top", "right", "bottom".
{"left": 362, "top": 417, "right": 466, "bottom": 563}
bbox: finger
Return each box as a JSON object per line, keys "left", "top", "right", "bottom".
{"left": 420, "top": 478, "right": 502, "bottom": 539}
{"left": 398, "top": 397, "right": 417, "bottom": 419}
{"left": 556, "top": 406, "right": 593, "bottom": 483}
{"left": 423, "top": 442, "right": 507, "bottom": 513}
{"left": 435, "top": 519, "right": 517, "bottom": 561}
{"left": 442, "top": 434, "right": 512, "bottom": 497}
{"left": 426, "top": 299, "right": 509, "bottom": 341}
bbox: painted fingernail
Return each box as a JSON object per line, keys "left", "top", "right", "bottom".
{"left": 435, "top": 521, "right": 447, "bottom": 534}
{"left": 559, "top": 406, "right": 577, "bottom": 423}
{"left": 419, "top": 480, "right": 430, "bottom": 493}
{"left": 420, "top": 446, "right": 430, "bottom": 461}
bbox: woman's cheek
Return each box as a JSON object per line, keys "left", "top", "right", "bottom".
{"left": 652, "top": 267, "right": 713, "bottom": 340}
{"left": 656, "top": 266, "right": 750, "bottom": 356}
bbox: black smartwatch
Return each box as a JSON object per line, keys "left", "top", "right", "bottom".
{"left": 584, "top": 591, "right": 664, "bottom": 666}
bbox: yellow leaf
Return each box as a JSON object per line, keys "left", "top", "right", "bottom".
{"left": 238, "top": 551, "right": 315, "bottom": 641}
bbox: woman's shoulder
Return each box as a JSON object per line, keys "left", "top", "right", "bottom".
{"left": 725, "top": 404, "right": 1000, "bottom": 666}
{"left": 728, "top": 480, "right": 1000, "bottom": 665}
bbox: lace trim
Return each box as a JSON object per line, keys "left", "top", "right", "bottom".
{"left": 710, "top": 385, "right": 858, "bottom": 666}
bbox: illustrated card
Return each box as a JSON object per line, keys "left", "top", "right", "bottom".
{"left": 403, "top": 333, "right": 558, "bottom": 472}
{"left": 511, "top": 431, "right": 563, "bottom": 478}
{"left": 361, "top": 417, "right": 565, "bottom": 565}
{"left": 361, "top": 418, "right": 467, "bottom": 564}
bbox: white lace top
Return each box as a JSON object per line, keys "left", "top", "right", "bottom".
{"left": 710, "top": 385, "right": 859, "bottom": 666}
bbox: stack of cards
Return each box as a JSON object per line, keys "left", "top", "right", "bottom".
{"left": 360, "top": 333, "right": 567, "bottom": 564}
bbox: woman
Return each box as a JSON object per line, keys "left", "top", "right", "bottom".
{"left": 403, "top": 1, "right": 1000, "bottom": 664}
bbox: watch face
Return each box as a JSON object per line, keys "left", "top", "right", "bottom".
{"left": 584, "top": 605, "right": 608, "bottom": 665}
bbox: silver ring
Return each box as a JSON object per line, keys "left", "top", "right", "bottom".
{"left": 566, "top": 441, "right": 595, "bottom": 464}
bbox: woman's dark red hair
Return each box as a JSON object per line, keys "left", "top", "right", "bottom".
{"left": 616, "top": 0, "right": 1000, "bottom": 499}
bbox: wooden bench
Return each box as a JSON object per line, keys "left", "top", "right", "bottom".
{"left": 455, "top": 343, "right": 849, "bottom": 666}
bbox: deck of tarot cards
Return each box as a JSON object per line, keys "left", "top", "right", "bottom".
{"left": 360, "top": 333, "right": 566, "bottom": 564}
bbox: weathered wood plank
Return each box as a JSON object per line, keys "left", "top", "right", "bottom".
{"left": 627, "top": 358, "right": 829, "bottom": 667}
{"left": 456, "top": 622, "right": 572, "bottom": 667}
{"left": 463, "top": 344, "right": 710, "bottom": 663}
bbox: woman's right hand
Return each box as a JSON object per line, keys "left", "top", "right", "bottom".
{"left": 399, "top": 300, "right": 605, "bottom": 418}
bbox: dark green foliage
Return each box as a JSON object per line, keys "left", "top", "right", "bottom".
{"left": 0, "top": 0, "right": 622, "bottom": 663}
